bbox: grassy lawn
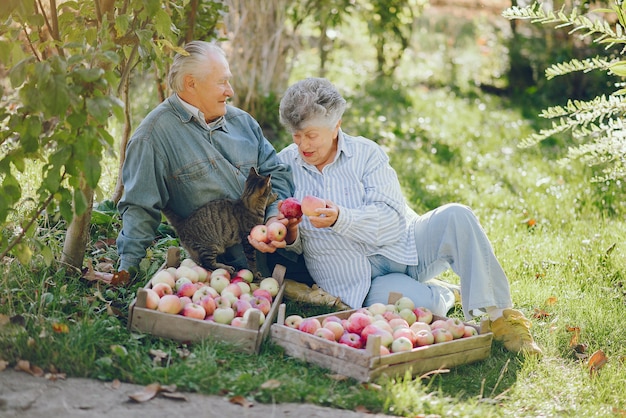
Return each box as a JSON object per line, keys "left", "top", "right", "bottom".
{"left": 2, "top": 7, "right": 625, "bottom": 418}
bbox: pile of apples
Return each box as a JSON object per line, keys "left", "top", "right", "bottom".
{"left": 142, "top": 258, "right": 280, "bottom": 329}
{"left": 284, "top": 296, "right": 478, "bottom": 354}
{"left": 249, "top": 195, "right": 327, "bottom": 243}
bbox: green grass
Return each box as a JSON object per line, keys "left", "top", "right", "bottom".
{"left": 2, "top": 11, "right": 626, "bottom": 418}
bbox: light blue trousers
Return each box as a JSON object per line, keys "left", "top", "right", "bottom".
{"left": 364, "top": 203, "right": 513, "bottom": 320}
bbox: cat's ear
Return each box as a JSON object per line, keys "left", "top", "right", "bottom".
{"left": 249, "top": 166, "right": 259, "bottom": 176}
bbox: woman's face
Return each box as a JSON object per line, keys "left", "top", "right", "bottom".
{"left": 292, "top": 121, "right": 340, "bottom": 170}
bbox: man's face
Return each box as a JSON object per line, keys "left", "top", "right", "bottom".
{"left": 188, "top": 53, "right": 234, "bottom": 122}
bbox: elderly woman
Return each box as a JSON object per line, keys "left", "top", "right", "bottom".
{"left": 253, "top": 77, "right": 541, "bottom": 356}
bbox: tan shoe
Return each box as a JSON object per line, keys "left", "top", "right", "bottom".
{"left": 489, "top": 309, "right": 543, "bottom": 356}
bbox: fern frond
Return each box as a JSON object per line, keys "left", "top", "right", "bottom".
{"left": 545, "top": 56, "right": 616, "bottom": 79}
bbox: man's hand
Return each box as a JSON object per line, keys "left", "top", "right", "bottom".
{"left": 248, "top": 209, "right": 300, "bottom": 253}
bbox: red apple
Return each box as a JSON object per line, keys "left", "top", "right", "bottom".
{"left": 211, "top": 268, "right": 231, "bottom": 281}
{"left": 249, "top": 296, "right": 271, "bottom": 316}
{"left": 432, "top": 327, "right": 454, "bottom": 343}
{"left": 280, "top": 197, "right": 303, "bottom": 219}
{"left": 249, "top": 224, "right": 269, "bottom": 243}
{"left": 192, "top": 286, "right": 217, "bottom": 303}
{"left": 314, "top": 327, "right": 336, "bottom": 341}
{"left": 182, "top": 302, "right": 206, "bottom": 320}
{"left": 379, "top": 345, "right": 391, "bottom": 355}
{"left": 446, "top": 318, "right": 466, "bottom": 339}
{"left": 388, "top": 317, "right": 410, "bottom": 331}
{"left": 233, "top": 298, "right": 252, "bottom": 317}
{"left": 222, "top": 283, "right": 243, "bottom": 298}
{"left": 299, "top": 317, "right": 322, "bottom": 334}
{"left": 157, "top": 294, "right": 182, "bottom": 314}
{"left": 415, "top": 329, "right": 435, "bottom": 346}
{"left": 152, "top": 282, "right": 173, "bottom": 298}
{"left": 413, "top": 306, "right": 433, "bottom": 324}
{"left": 323, "top": 321, "right": 345, "bottom": 341}
{"left": 198, "top": 295, "right": 216, "bottom": 316}
{"left": 235, "top": 268, "right": 254, "bottom": 283}
{"left": 252, "top": 288, "right": 273, "bottom": 302}
{"left": 410, "top": 321, "right": 431, "bottom": 333}
{"left": 463, "top": 325, "right": 479, "bottom": 338}
{"left": 301, "top": 195, "right": 326, "bottom": 217}
{"left": 345, "top": 312, "right": 373, "bottom": 334}
{"left": 430, "top": 319, "right": 449, "bottom": 331}
{"left": 338, "top": 332, "right": 363, "bottom": 349}
{"left": 393, "top": 327, "right": 418, "bottom": 346}
{"left": 361, "top": 325, "right": 393, "bottom": 347}
{"left": 176, "top": 282, "right": 197, "bottom": 298}
{"left": 266, "top": 222, "right": 287, "bottom": 242}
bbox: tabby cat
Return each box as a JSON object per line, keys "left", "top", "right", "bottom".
{"left": 162, "top": 167, "right": 277, "bottom": 279}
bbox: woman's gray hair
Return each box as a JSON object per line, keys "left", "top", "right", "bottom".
{"left": 168, "top": 41, "right": 226, "bottom": 93}
{"left": 279, "top": 78, "right": 347, "bottom": 132}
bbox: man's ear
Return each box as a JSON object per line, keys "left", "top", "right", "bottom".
{"left": 183, "top": 75, "right": 195, "bottom": 92}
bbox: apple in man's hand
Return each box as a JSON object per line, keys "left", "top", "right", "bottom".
{"left": 249, "top": 224, "right": 269, "bottom": 243}
{"left": 266, "top": 222, "right": 287, "bottom": 242}
{"left": 280, "top": 197, "right": 303, "bottom": 219}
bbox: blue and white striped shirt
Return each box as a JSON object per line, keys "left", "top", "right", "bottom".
{"left": 278, "top": 130, "right": 419, "bottom": 308}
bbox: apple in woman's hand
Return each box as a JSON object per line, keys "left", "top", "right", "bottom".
{"left": 301, "top": 195, "right": 326, "bottom": 217}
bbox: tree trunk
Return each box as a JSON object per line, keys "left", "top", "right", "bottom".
{"left": 61, "top": 183, "right": 94, "bottom": 273}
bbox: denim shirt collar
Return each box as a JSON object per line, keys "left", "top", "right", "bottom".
{"left": 170, "top": 94, "right": 228, "bottom": 133}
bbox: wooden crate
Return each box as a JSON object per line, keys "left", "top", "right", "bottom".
{"left": 128, "top": 247, "right": 286, "bottom": 354}
{"left": 270, "top": 293, "right": 492, "bottom": 382}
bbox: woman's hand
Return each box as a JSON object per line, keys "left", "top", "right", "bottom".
{"left": 308, "top": 200, "right": 339, "bottom": 228}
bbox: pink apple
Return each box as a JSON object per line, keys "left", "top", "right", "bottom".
{"left": 446, "top": 318, "right": 466, "bottom": 339}
{"left": 393, "top": 327, "right": 418, "bottom": 346}
{"left": 259, "top": 277, "right": 280, "bottom": 297}
{"left": 372, "top": 319, "right": 394, "bottom": 334}
{"left": 414, "top": 329, "right": 435, "bottom": 346}
{"left": 157, "top": 294, "right": 182, "bottom": 314}
{"left": 323, "top": 321, "right": 345, "bottom": 341}
{"left": 314, "top": 327, "right": 336, "bottom": 341}
{"left": 230, "top": 317, "right": 247, "bottom": 328}
{"left": 233, "top": 298, "right": 252, "bottom": 317}
{"left": 298, "top": 317, "right": 322, "bottom": 334}
{"left": 432, "top": 327, "right": 454, "bottom": 343}
{"left": 175, "top": 277, "right": 192, "bottom": 291}
{"left": 388, "top": 317, "right": 410, "bottom": 331}
{"left": 321, "top": 315, "right": 343, "bottom": 326}
{"left": 243, "top": 307, "right": 265, "bottom": 325}
{"left": 463, "top": 325, "right": 479, "bottom": 338}
{"left": 430, "top": 319, "right": 449, "bottom": 331}
{"left": 379, "top": 345, "right": 391, "bottom": 356}
{"left": 236, "top": 281, "right": 251, "bottom": 296}
{"left": 213, "top": 307, "right": 235, "bottom": 325}
{"left": 410, "top": 321, "right": 431, "bottom": 333}
{"left": 192, "top": 265, "right": 209, "bottom": 282}
{"left": 151, "top": 270, "right": 176, "bottom": 288}
{"left": 176, "top": 282, "right": 197, "bottom": 298}
{"left": 266, "top": 222, "right": 287, "bottom": 242}
{"left": 249, "top": 296, "right": 271, "bottom": 316}
{"left": 301, "top": 195, "right": 326, "bottom": 217}
{"left": 391, "top": 336, "right": 414, "bottom": 353}
{"left": 361, "top": 325, "right": 393, "bottom": 348}
{"left": 182, "top": 302, "right": 206, "bottom": 320}
{"left": 249, "top": 224, "right": 269, "bottom": 243}
{"left": 144, "top": 289, "right": 160, "bottom": 310}
{"left": 180, "top": 258, "right": 197, "bottom": 268}
{"left": 413, "top": 306, "right": 433, "bottom": 324}
{"left": 211, "top": 268, "right": 231, "bottom": 281}
{"left": 284, "top": 314, "right": 304, "bottom": 329}
{"left": 152, "top": 282, "right": 173, "bottom": 298}
{"left": 198, "top": 295, "right": 216, "bottom": 316}
{"left": 338, "top": 332, "right": 363, "bottom": 349}
{"left": 346, "top": 312, "right": 373, "bottom": 334}
{"left": 179, "top": 296, "right": 192, "bottom": 309}
{"left": 222, "top": 283, "right": 243, "bottom": 298}
{"left": 253, "top": 288, "right": 273, "bottom": 302}
{"left": 210, "top": 275, "right": 230, "bottom": 294}
{"left": 235, "top": 268, "right": 254, "bottom": 283}
{"left": 280, "top": 197, "right": 303, "bottom": 219}
{"left": 383, "top": 311, "right": 401, "bottom": 322}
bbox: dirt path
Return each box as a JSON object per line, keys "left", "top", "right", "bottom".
{"left": 0, "top": 369, "right": 397, "bottom": 418}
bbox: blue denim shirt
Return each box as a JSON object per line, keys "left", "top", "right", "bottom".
{"left": 116, "top": 95, "right": 293, "bottom": 271}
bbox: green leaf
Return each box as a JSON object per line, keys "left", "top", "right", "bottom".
{"left": 58, "top": 189, "right": 74, "bottom": 222}
{"left": 83, "top": 153, "right": 101, "bottom": 189}
{"left": 73, "top": 189, "right": 89, "bottom": 217}
{"left": 75, "top": 67, "right": 104, "bottom": 82}
{"left": 42, "top": 75, "right": 70, "bottom": 118}
{"left": 86, "top": 96, "right": 112, "bottom": 123}
{"left": 8, "top": 57, "right": 32, "bottom": 88}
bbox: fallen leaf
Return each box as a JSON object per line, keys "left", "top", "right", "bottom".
{"left": 52, "top": 323, "right": 69, "bottom": 333}
{"left": 533, "top": 308, "right": 551, "bottom": 319}
{"left": 545, "top": 296, "right": 557, "bottom": 305}
{"left": 111, "top": 379, "right": 121, "bottom": 389}
{"left": 355, "top": 405, "right": 371, "bottom": 413}
{"left": 160, "top": 392, "right": 188, "bottom": 401}
{"left": 15, "top": 360, "right": 44, "bottom": 377}
{"left": 566, "top": 326, "right": 580, "bottom": 348}
{"left": 149, "top": 349, "right": 169, "bottom": 365}
{"left": 82, "top": 265, "right": 130, "bottom": 287}
{"left": 44, "top": 373, "right": 66, "bottom": 381}
{"left": 0, "top": 314, "right": 9, "bottom": 326}
{"left": 326, "top": 373, "right": 349, "bottom": 381}
{"left": 128, "top": 383, "right": 161, "bottom": 403}
{"left": 588, "top": 349, "right": 608, "bottom": 376}
{"left": 260, "top": 379, "right": 281, "bottom": 389}
{"left": 0, "top": 360, "right": 8, "bottom": 371}
{"left": 229, "top": 395, "right": 253, "bottom": 408}
{"left": 361, "top": 382, "right": 382, "bottom": 391}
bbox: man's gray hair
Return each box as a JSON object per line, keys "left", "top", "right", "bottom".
{"left": 279, "top": 78, "right": 347, "bottom": 133}
{"left": 168, "top": 41, "right": 226, "bottom": 93}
